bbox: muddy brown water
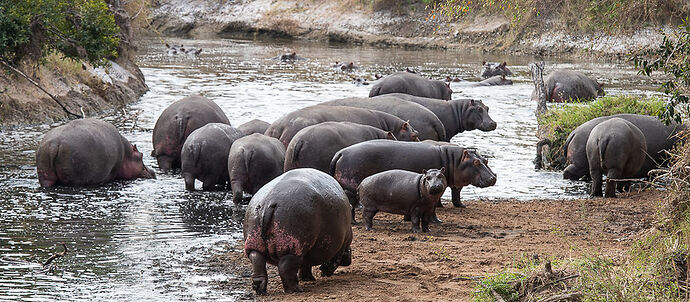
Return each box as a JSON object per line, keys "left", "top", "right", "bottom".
{"left": 0, "top": 38, "right": 661, "bottom": 300}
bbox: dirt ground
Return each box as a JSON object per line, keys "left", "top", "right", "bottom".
{"left": 212, "top": 189, "right": 662, "bottom": 301}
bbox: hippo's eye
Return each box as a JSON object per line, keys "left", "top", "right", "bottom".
{"left": 478, "top": 108, "right": 483, "bottom": 113}
{"left": 473, "top": 159, "right": 481, "bottom": 167}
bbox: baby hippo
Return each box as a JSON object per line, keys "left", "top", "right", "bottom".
{"left": 181, "top": 123, "right": 244, "bottom": 190}
{"left": 359, "top": 168, "right": 447, "bottom": 233}
{"left": 586, "top": 118, "right": 647, "bottom": 197}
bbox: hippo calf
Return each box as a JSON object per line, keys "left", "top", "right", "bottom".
{"left": 586, "top": 118, "right": 647, "bottom": 197}
{"left": 243, "top": 168, "right": 352, "bottom": 294}
{"left": 238, "top": 119, "right": 271, "bottom": 136}
{"left": 369, "top": 71, "right": 452, "bottom": 100}
{"left": 534, "top": 69, "right": 605, "bottom": 102}
{"left": 228, "top": 133, "right": 286, "bottom": 203}
{"left": 181, "top": 123, "right": 243, "bottom": 190}
{"left": 467, "top": 75, "right": 513, "bottom": 87}
{"left": 480, "top": 61, "right": 512, "bottom": 79}
{"left": 359, "top": 169, "right": 447, "bottom": 233}
{"left": 36, "top": 118, "right": 155, "bottom": 187}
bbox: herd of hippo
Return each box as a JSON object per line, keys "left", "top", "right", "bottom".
{"left": 33, "top": 58, "right": 685, "bottom": 295}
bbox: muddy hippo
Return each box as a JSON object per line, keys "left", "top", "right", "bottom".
{"left": 586, "top": 118, "right": 647, "bottom": 197}
{"left": 533, "top": 69, "right": 605, "bottom": 102}
{"left": 238, "top": 119, "right": 271, "bottom": 136}
{"left": 320, "top": 97, "right": 446, "bottom": 141}
{"left": 243, "top": 168, "right": 352, "bottom": 294}
{"left": 563, "top": 114, "right": 685, "bottom": 181}
{"left": 372, "top": 93, "right": 497, "bottom": 141}
{"left": 360, "top": 169, "right": 447, "bottom": 233}
{"left": 265, "top": 105, "right": 419, "bottom": 147}
{"left": 228, "top": 133, "right": 286, "bottom": 204}
{"left": 369, "top": 72, "right": 452, "bottom": 100}
{"left": 181, "top": 123, "right": 243, "bottom": 191}
{"left": 480, "top": 61, "right": 512, "bottom": 79}
{"left": 151, "top": 95, "right": 230, "bottom": 170}
{"left": 284, "top": 122, "right": 396, "bottom": 173}
{"left": 36, "top": 118, "right": 155, "bottom": 187}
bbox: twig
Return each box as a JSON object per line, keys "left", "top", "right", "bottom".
{"left": 43, "top": 243, "right": 68, "bottom": 267}
{"left": 533, "top": 274, "right": 580, "bottom": 292}
{"left": 454, "top": 276, "right": 481, "bottom": 281}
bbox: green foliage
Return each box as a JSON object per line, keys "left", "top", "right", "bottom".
{"left": 473, "top": 271, "right": 525, "bottom": 302}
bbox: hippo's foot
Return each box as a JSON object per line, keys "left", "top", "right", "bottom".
{"left": 320, "top": 261, "right": 338, "bottom": 277}
{"left": 403, "top": 214, "right": 411, "bottom": 221}
{"left": 279, "top": 255, "right": 303, "bottom": 293}
{"left": 252, "top": 277, "right": 268, "bottom": 295}
{"left": 299, "top": 266, "right": 316, "bottom": 281}
{"left": 430, "top": 215, "right": 443, "bottom": 224}
{"left": 452, "top": 200, "right": 466, "bottom": 208}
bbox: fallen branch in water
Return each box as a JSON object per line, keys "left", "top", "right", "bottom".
{"left": 43, "top": 243, "right": 67, "bottom": 267}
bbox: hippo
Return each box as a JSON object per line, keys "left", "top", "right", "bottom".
{"left": 273, "top": 52, "right": 305, "bottom": 62}
{"left": 320, "top": 97, "right": 446, "bottom": 141}
{"left": 151, "top": 95, "right": 231, "bottom": 170}
{"left": 371, "top": 93, "right": 497, "bottom": 141}
{"left": 243, "top": 168, "right": 352, "bottom": 294}
{"left": 446, "top": 76, "right": 462, "bottom": 82}
{"left": 334, "top": 62, "right": 358, "bottom": 72}
{"left": 466, "top": 75, "right": 513, "bottom": 87}
{"left": 563, "top": 114, "right": 685, "bottom": 181}
{"left": 228, "top": 133, "right": 286, "bottom": 204}
{"left": 36, "top": 118, "right": 155, "bottom": 187}
{"left": 480, "top": 61, "right": 512, "bottom": 79}
{"left": 330, "top": 140, "right": 496, "bottom": 220}
{"left": 533, "top": 69, "right": 605, "bottom": 102}
{"left": 359, "top": 169, "right": 447, "bottom": 233}
{"left": 368, "top": 72, "right": 452, "bottom": 100}
{"left": 165, "top": 43, "right": 202, "bottom": 56}
{"left": 586, "top": 118, "right": 647, "bottom": 197}
{"left": 264, "top": 105, "right": 419, "bottom": 147}
{"left": 238, "top": 119, "right": 271, "bottom": 136}
{"left": 181, "top": 123, "right": 243, "bottom": 190}
{"left": 284, "top": 122, "right": 396, "bottom": 173}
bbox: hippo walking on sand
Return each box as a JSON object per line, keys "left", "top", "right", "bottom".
{"left": 243, "top": 168, "right": 352, "bottom": 295}
{"left": 480, "top": 61, "right": 513, "bottom": 79}
{"left": 369, "top": 72, "right": 452, "bottom": 100}
{"left": 228, "top": 133, "right": 286, "bottom": 203}
{"left": 36, "top": 118, "right": 155, "bottom": 187}
{"left": 151, "top": 95, "right": 230, "bottom": 170}
{"left": 181, "top": 123, "right": 243, "bottom": 191}
{"left": 238, "top": 119, "right": 271, "bottom": 136}
{"left": 359, "top": 169, "right": 447, "bottom": 233}
{"left": 534, "top": 69, "right": 605, "bottom": 102}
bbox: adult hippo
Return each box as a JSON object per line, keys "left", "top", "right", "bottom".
{"left": 181, "top": 123, "right": 243, "bottom": 191}
{"left": 372, "top": 93, "right": 497, "bottom": 141}
{"left": 264, "top": 105, "right": 419, "bottom": 147}
{"left": 320, "top": 97, "right": 446, "bottom": 141}
{"left": 243, "top": 168, "right": 352, "bottom": 294}
{"left": 369, "top": 72, "right": 452, "bottom": 100}
{"left": 465, "top": 75, "right": 513, "bottom": 87}
{"left": 533, "top": 69, "right": 605, "bottom": 102}
{"left": 238, "top": 119, "right": 271, "bottom": 136}
{"left": 228, "top": 133, "right": 286, "bottom": 204}
{"left": 563, "top": 114, "right": 685, "bottom": 181}
{"left": 36, "top": 118, "right": 155, "bottom": 187}
{"left": 151, "top": 95, "right": 230, "bottom": 170}
{"left": 480, "top": 61, "right": 513, "bottom": 79}
{"left": 284, "top": 122, "right": 396, "bottom": 173}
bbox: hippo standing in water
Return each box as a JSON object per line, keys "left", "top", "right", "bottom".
{"left": 181, "top": 123, "right": 243, "bottom": 191}
{"left": 265, "top": 105, "right": 419, "bottom": 147}
{"left": 243, "top": 168, "right": 352, "bottom": 294}
{"left": 36, "top": 118, "right": 155, "bottom": 187}
{"left": 369, "top": 72, "right": 452, "bottom": 100}
{"left": 238, "top": 119, "right": 271, "bottom": 136}
{"left": 359, "top": 169, "right": 447, "bottom": 233}
{"left": 372, "top": 93, "right": 497, "bottom": 141}
{"left": 284, "top": 122, "right": 396, "bottom": 173}
{"left": 480, "top": 61, "right": 513, "bottom": 79}
{"left": 228, "top": 133, "right": 286, "bottom": 204}
{"left": 586, "top": 118, "right": 647, "bottom": 197}
{"left": 534, "top": 69, "right": 605, "bottom": 102}
{"left": 151, "top": 95, "right": 230, "bottom": 170}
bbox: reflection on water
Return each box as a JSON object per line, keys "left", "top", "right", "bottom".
{"left": 0, "top": 37, "right": 660, "bottom": 300}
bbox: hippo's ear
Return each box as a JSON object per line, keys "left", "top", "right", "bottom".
{"left": 500, "top": 62, "right": 507, "bottom": 67}
{"left": 386, "top": 131, "right": 396, "bottom": 140}
{"left": 132, "top": 144, "right": 138, "bottom": 152}
{"left": 482, "top": 61, "right": 486, "bottom": 66}
{"left": 440, "top": 167, "right": 446, "bottom": 174}
{"left": 599, "top": 82, "right": 605, "bottom": 88}
{"left": 462, "top": 150, "right": 470, "bottom": 161}
{"left": 402, "top": 121, "right": 410, "bottom": 130}
{"left": 445, "top": 82, "right": 450, "bottom": 88}
{"left": 470, "top": 99, "right": 476, "bottom": 106}
{"left": 422, "top": 169, "right": 427, "bottom": 174}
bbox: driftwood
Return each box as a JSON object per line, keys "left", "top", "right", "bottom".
{"left": 43, "top": 243, "right": 68, "bottom": 267}
{"left": 534, "top": 138, "right": 552, "bottom": 170}
{"left": 530, "top": 61, "right": 547, "bottom": 117}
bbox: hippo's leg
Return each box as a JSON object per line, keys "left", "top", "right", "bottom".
{"left": 362, "top": 207, "right": 377, "bottom": 231}
{"left": 617, "top": 181, "right": 631, "bottom": 193}
{"left": 339, "top": 246, "right": 352, "bottom": 267}
{"left": 421, "top": 211, "right": 433, "bottom": 233}
{"left": 278, "top": 254, "right": 303, "bottom": 293}
{"left": 590, "top": 169, "right": 603, "bottom": 197}
{"left": 299, "top": 265, "right": 315, "bottom": 281}
{"left": 451, "top": 187, "right": 465, "bottom": 208}
{"left": 605, "top": 169, "right": 621, "bottom": 198}
{"left": 202, "top": 177, "right": 219, "bottom": 191}
{"left": 410, "top": 210, "right": 421, "bottom": 233}
{"left": 429, "top": 207, "right": 443, "bottom": 224}
{"left": 183, "top": 172, "right": 195, "bottom": 191}
{"left": 345, "top": 190, "right": 358, "bottom": 224}
{"left": 248, "top": 250, "right": 268, "bottom": 295}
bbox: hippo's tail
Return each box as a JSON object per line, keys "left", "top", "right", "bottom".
{"left": 562, "top": 131, "right": 576, "bottom": 162}
{"left": 36, "top": 143, "right": 59, "bottom": 187}
{"left": 598, "top": 137, "right": 610, "bottom": 166}
{"left": 260, "top": 203, "right": 277, "bottom": 241}
{"left": 329, "top": 152, "right": 343, "bottom": 176}
{"left": 286, "top": 140, "right": 303, "bottom": 171}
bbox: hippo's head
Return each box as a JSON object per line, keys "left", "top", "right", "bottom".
{"left": 480, "top": 61, "right": 512, "bottom": 79}
{"left": 422, "top": 168, "right": 447, "bottom": 196}
{"left": 456, "top": 150, "right": 496, "bottom": 188}
{"left": 441, "top": 82, "right": 453, "bottom": 100}
{"left": 461, "top": 99, "right": 497, "bottom": 132}
{"left": 153, "top": 150, "right": 179, "bottom": 171}
{"left": 120, "top": 144, "right": 156, "bottom": 180}
{"left": 596, "top": 82, "right": 606, "bottom": 97}
{"left": 395, "top": 121, "right": 420, "bottom": 142}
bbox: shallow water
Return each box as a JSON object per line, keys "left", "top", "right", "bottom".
{"left": 0, "top": 37, "right": 661, "bottom": 300}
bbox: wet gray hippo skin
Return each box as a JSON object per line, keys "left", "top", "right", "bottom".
{"left": 238, "top": 119, "right": 271, "bottom": 136}
{"left": 586, "top": 118, "right": 647, "bottom": 197}
{"left": 264, "top": 105, "right": 419, "bottom": 147}
{"left": 243, "top": 168, "right": 352, "bottom": 295}
{"left": 181, "top": 123, "right": 243, "bottom": 191}
{"left": 359, "top": 169, "right": 447, "bottom": 233}
{"left": 228, "top": 133, "right": 286, "bottom": 204}
{"left": 467, "top": 75, "right": 513, "bottom": 86}
{"left": 36, "top": 118, "right": 155, "bottom": 187}
{"left": 273, "top": 52, "right": 305, "bottom": 62}
{"left": 151, "top": 95, "right": 230, "bottom": 170}
{"left": 284, "top": 122, "right": 396, "bottom": 173}
{"left": 372, "top": 93, "right": 497, "bottom": 141}
{"left": 480, "top": 62, "right": 512, "bottom": 79}
{"left": 369, "top": 72, "right": 452, "bottom": 100}
{"left": 320, "top": 97, "right": 447, "bottom": 141}
{"left": 330, "top": 140, "right": 497, "bottom": 220}
{"left": 533, "top": 69, "right": 605, "bottom": 102}
{"left": 563, "top": 114, "right": 685, "bottom": 181}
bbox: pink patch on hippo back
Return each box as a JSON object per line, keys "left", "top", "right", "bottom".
{"left": 265, "top": 221, "right": 310, "bottom": 260}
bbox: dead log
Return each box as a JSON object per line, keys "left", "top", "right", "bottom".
{"left": 43, "top": 243, "right": 67, "bottom": 267}
{"left": 530, "top": 61, "right": 547, "bottom": 116}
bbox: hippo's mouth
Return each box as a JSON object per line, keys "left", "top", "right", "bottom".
{"left": 428, "top": 186, "right": 445, "bottom": 195}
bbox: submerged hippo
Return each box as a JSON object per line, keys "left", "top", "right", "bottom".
{"left": 320, "top": 97, "right": 446, "bottom": 141}
{"left": 372, "top": 93, "right": 497, "bottom": 141}
{"left": 480, "top": 61, "right": 512, "bottom": 79}
{"left": 369, "top": 72, "right": 452, "bottom": 100}
{"left": 36, "top": 118, "right": 155, "bottom": 187}
{"left": 152, "top": 95, "right": 230, "bottom": 170}
{"left": 238, "top": 119, "right": 271, "bottom": 136}
{"left": 243, "top": 168, "right": 352, "bottom": 294}
{"left": 586, "top": 118, "right": 647, "bottom": 197}
{"left": 334, "top": 62, "right": 359, "bottom": 72}
{"left": 359, "top": 169, "right": 447, "bottom": 233}
{"left": 534, "top": 69, "right": 605, "bottom": 102}
{"left": 228, "top": 133, "right": 286, "bottom": 204}
{"left": 181, "top": 123, "right": 243, "bottom": 191}
{"left": 466, "top": 75, "right": 513, "bottom": 87}
{"left": 265, "top": 105, "right": 419, "bottom": 147}
{"left": 284, "top": 122, "right": 396, "bottom": 173}
{"left": 273, "top": 52, "right": 305, "bottom": 62}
